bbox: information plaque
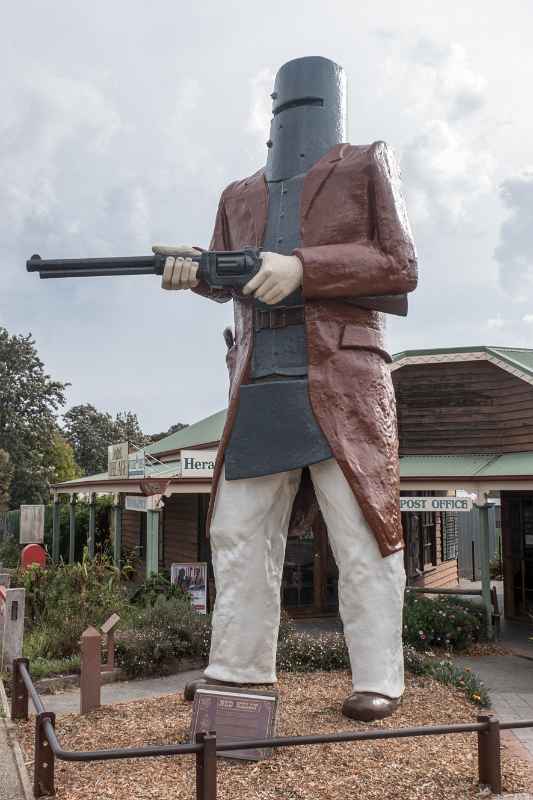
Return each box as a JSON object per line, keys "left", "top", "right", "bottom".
{"left": 190, "top": 685, "right": 278, "bottom": 761}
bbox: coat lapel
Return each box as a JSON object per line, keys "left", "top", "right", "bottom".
{"left": 240, "top": 169, "right": 268, "bottom": 247}
{"left": 300, "top": 143, "right": 349, "bottom": 221}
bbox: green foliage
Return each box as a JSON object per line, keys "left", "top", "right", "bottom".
{"left": 0, "top": 534, "right": 21, "bottom": 567}
{"left": 26, "top": 654, "right": 81, "bottom": 681}
{"left": 129, "top": 571, "right": 189, "bottom": 605}
{"left": 403, "top": 592, "right": 487, "bottom": 651}
{"left": 404, "top": 646, "right": 489, "bottom": 707}
{"left": 277, "top": 632, "right": 349, "bottom": 672}
{"left": 15, "top": 552, "right": 129, "bottom": 658}
{"left": 116, "top": 595, "right": 211, "bottom": 678}
{"left": 0, "top": 449, "right": 13, "bottom": 511}
{"left": 63, "top": 404, "right": 147, "bottom": 475}
{"left": 0, "top": 327, "right": 67, "bottom": 506}
{"left": 44, "top": 433, "right": 82, "bottom": 484}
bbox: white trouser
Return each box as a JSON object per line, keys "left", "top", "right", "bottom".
{"left": 205, "top": 458, "right": 406, "bottom": 698}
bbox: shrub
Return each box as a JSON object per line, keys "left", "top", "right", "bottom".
{"left": 403, "top": 592, "right": 487, "bottom": 651}
{"left": 277, "top": 632, "right": 349, "bottom": 672}
{"left": 116, "top": 595, "right": 211, "bottom": 678}
{"left": 129, "top": 571, "right": 189, "bottom": 606}
{"left": 404, "top": 645, "right": 489, "bottom": 707}
{"left": 15, "top": 551, "right": 130, "bottom": 659}
{"left": 0, "top": 534, "right": 21, "bottom": 568}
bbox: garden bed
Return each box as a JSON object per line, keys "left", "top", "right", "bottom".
{"left": 15, "top": 670, "right": 530, "bottom": 800}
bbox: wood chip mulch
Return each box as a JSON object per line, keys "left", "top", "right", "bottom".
{"left": 15, "top": 671, "right": 530, "bottom": 799}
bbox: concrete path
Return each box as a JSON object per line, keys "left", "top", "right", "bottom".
{"left": 0, "top": 718, "right": 27, "bottom": 800}
{"left": 39, "top": 668, "right": 203, "bottom": 717}
{"left": 455, "top": 655, "right": 533, "bottom": 760}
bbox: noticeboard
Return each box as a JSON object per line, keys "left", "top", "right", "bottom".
{"left": 19, "top": 505, "right": 45, "bottom": 544}
{"left": 171, "top": 562, "right": 207, "bottom": 614}
{"left": 190, "top": 685, "right": 278, "bottom": 760}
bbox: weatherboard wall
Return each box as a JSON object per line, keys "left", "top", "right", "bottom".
{"left": 393, "top": 360, "right": 533, "bottom": 455}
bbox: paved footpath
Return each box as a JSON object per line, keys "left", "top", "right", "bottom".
{"left": 38, "top": 667, "right": 204, "bottom": 717}
{"left": 454, "top": 655, "right": 533, "bottom": 758}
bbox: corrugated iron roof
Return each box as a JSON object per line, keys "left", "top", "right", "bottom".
{"left": 144, "top": 408, "right": 227, "bottom": 456}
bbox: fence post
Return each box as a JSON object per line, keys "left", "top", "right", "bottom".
{"left": 88, "top": 492, "right": 96, "bottom": 559}
{"left": 68, "top": 494, "right": 77, "bottom": 564}
{"left": 195, "top": 731, "right": 217, "bottom": 800}
{"left": 52, "top": 496, "right": 61, "bottom": 564}
{"left": 477, "top": 714, "right": 502, "bottom": 794}
{"left": 80, "top": 626, "right": 101, "bottom": 714}
{"left": 11, "top": 657, "right": 29, "bottom": 720}
{"left": 34, "top": 711, "right": 56, "bottom": 798}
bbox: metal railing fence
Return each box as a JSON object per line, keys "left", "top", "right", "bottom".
{"left": 11, "top": 657, "right": 531, "bottom": 799}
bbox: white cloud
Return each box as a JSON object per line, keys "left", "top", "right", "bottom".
{"left": 494, "top": 171, "right": 533, "bottom": 298}
{"left": 402, "top": 119, "right": 492, "bottom": 226}
{"left": 487, "top": 314, "right": 506, "bottom": 329}
{"left": 523, "top": 314, "right": 533, "bottom": 324}
{"left": 379, "top": 37, "right": 493, "bottom": 229}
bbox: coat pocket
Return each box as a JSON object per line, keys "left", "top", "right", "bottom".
{"left": 339, "top": 324, "right": 392, "bottom": 363}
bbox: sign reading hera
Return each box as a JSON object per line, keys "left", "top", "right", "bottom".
{"left": 180, "top": 449, "right": 217, "bottom": 478}
{"left": 400, "top": 496, "right": 473, "bottom": 512}
{"left": 190, "top": 685, "right": 278, "bottom": 760}
{"left": 19, "top": 504, "right": 45, "bottom": 544}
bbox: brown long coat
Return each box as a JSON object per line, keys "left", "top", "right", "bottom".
{"left": 194, "top": 142, "right": 418, "bottom": 557}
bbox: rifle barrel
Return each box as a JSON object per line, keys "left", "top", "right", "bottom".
{"left": 26, "top": 254, "right": 200, "bottom": 279}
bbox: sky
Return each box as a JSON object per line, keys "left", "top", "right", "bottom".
{"left": 1, "top": 0, "right": 532, "bottom": 433}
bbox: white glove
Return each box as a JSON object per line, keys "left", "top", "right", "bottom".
{"left": 152, "top": 244, "right": 202, "bottom": 290}
{"left": 242, "top": 251, "right": 303, "bottom": 305}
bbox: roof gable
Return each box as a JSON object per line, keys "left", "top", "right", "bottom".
{"left": 392, "top": 346, "right": 533, "bottom": 387}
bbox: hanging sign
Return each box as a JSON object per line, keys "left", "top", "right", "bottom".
{"left": 180, "top": 450, "right": 217, "bottom": 478}
{"left": 171, "top": 562, "right": 208, "bottom": 614}
{"left": 19, "top": 504, "right": 45, "bottom": 544}
{"left": 400, "top": 496, "right": 473, "bottom": 512}
{"left": 108, "top": 442, "right": 129, "bottom": 478}
{"left": 124, "top": 495, "right": 161, "bottom": 512}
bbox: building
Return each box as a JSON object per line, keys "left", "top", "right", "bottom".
{"left": 53, "top": 345, "right": 533, "bottom": 620}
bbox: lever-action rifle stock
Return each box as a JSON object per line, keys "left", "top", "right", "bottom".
{"left": 26, "top": 249, "right": 407, "bottom": 315}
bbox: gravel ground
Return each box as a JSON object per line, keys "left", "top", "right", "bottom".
{"left": 15, "top": 671, "right": 531, "bottom": 800}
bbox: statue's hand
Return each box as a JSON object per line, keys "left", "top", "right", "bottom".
{"left": 242, "top": 252, "right": 303, "bottom": 304}
{"left": 152, "top": 244, "right": 202, "bottom": 290}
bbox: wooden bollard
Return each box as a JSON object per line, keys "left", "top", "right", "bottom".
{"left": 100, "top": 612, "right": 120, "bottom": 672}
{"left": 80, "top": 626, "right": 101, "bottom": 715}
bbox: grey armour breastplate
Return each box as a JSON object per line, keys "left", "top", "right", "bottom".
{"left": 251, "top": 173, "right": 307, "bottom": 379}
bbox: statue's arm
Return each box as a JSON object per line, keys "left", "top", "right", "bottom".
{"left": 295, "top": 142, "right": 418, "bottom": 300}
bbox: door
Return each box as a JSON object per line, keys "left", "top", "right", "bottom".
{"left": 281, "top": 513, "right": 339, "bottom": 616}
{"left": 502, "top": 492, "right": 533, "bottom": 619}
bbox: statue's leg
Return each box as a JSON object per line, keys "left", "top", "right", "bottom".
{"left": 310, "top": 458, "right": 405, "bottom": 705}
{"left": 204, "top": 465, "right": 301, "bottom": 685}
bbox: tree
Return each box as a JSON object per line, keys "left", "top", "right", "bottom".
{"left": 0, "top": 449, "right": 13, "bottom": 511}
{"left": 63, "top": 404, "right": 116, "bottom": 475}
{"left": 44, "top": 433, "right": 83, "bottom": 485}
{"left": 63, "top": 405, "right": 148, "bottom": 475}
{"left": 0, "top": 328, "right": 67, "bottom": 507}
{"left": 114, "top": 411, "right": 148, "bottom": 449}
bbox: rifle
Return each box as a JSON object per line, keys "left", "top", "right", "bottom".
{"left": 26, "top": 249, "right": 407, "bottom": 315}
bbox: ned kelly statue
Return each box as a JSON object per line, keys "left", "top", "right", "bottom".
{"left": 156, "top": 56, "right": 418, "bottom": 721}
{"left": 27, "top": 55, "right": 418, "bottom": 722}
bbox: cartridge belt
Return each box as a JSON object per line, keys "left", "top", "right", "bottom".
{"left": 254, "top": 305, "right": 305, "bottom": 331}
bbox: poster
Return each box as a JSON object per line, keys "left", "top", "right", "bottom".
{"left": 171, "top": 562, "right": 207, "bottom": 614}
